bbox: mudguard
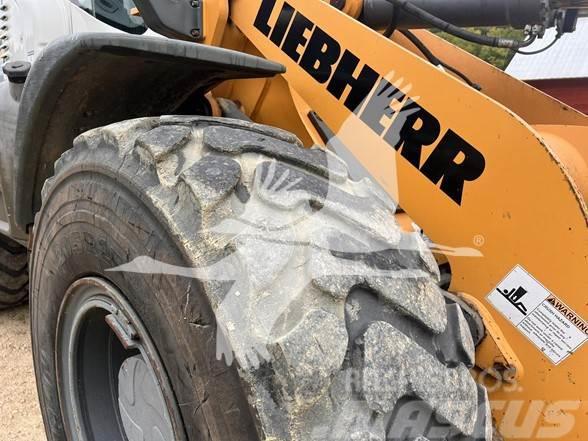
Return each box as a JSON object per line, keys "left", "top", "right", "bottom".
{"left": 10, "top": 32, "right": 284, "bottom": 239}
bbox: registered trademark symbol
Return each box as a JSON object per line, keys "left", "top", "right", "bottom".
{"left": 473, "top": 235, "right": 485, "bottom": 247}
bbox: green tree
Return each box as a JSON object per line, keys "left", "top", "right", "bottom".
{"left": 433, "top": 27, "right": 524, "bottom": 69}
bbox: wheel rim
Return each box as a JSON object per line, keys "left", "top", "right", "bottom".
{"left": 56, "top": 277, "right": 183, "bottom": 441}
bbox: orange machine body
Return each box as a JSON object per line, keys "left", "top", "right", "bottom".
{"left": 201, "top": 1, "right": 587, "bottom": 438}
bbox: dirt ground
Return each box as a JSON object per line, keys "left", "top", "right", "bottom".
{"left": 0, "top": 305, "right": 46, "bottom": 441}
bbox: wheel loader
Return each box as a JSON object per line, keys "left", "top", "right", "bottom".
{"left": 0, "top": 0, "right": 586, "bottom": 440}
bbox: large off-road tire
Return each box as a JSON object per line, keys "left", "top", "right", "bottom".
{"left": 31, "top": 116, "right": 491, "bottom": 441}
{"left": 0, "top": 234, "right": 28, "bottom": 309}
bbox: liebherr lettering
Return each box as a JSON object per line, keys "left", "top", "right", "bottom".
{"left": 254, "top": 0, "right": 486, "bottom": 205}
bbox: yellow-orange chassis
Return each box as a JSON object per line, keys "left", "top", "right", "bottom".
{"left": 200, "top": 1, "right": 587, "bottom": 438}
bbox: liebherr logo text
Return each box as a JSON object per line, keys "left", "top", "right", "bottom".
{"left": 255, "top": 0, "right": 486, "bottom": 205}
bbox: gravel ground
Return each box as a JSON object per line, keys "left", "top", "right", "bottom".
{"left": 0, "top": 305, "right": 46, "bottom": 441}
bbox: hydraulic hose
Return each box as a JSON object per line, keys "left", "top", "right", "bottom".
{"left": 382, "top": 0, "right": 536, "bottom": 48}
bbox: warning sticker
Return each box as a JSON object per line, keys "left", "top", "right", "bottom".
{"left": 487, "top": 265, "right": 587, "bottom": 365}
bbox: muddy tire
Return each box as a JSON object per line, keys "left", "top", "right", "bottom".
{"left": 0, "top": 234, "right": 28, "bottom": 309}
{"left": 31, "top": 116, "right": 491, "bottom": 441}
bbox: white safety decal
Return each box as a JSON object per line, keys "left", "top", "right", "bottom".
{"left": 487, "top": 265, "right": 587, "bottom": 365}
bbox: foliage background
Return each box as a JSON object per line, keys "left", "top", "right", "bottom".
{"left": 434, "top": 27, "right": 524, "bottom": 69}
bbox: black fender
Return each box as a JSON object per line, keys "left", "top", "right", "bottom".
{"left": 10, "top": 33, "right": 284, "bottom": 239}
